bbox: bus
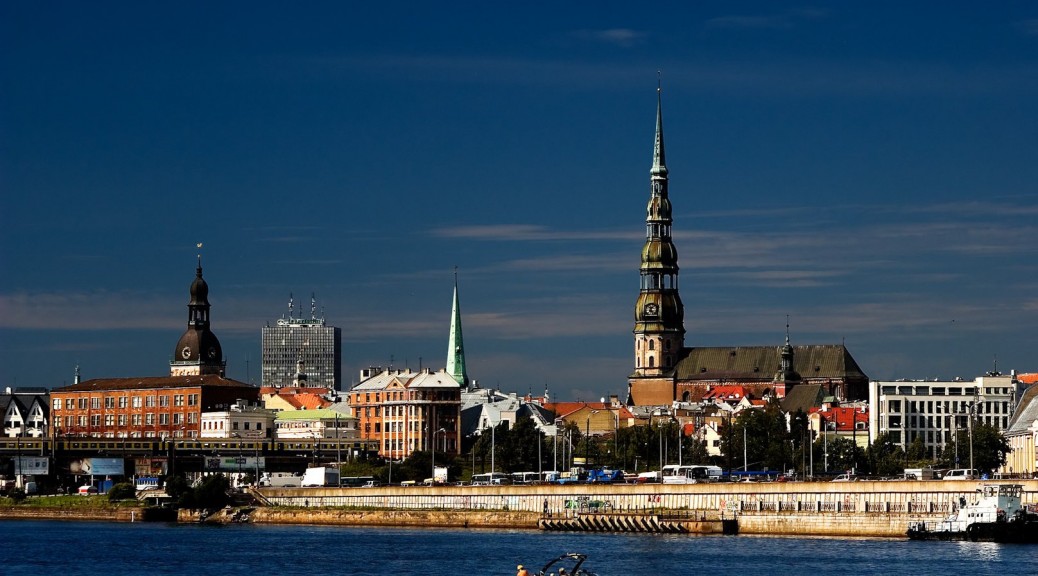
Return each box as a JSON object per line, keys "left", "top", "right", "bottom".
{"left": 340, "top": 476, "right": 376, "bottom": 488}
{"left": 511, "top": 471, "right": 541, "bottom": 485}
{"left": 661, "top": 465, "right": 689, "bottom": 484}
{"left": 661, "top": 465, "right": 723, "bottom": 484}
{"left": 471, "top": 472, "right": 511, "bottom": 486}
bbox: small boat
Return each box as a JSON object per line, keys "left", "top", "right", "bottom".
{"left": 907, "top": 484, "right": 1038, "bottom": 542}
{"left": 534, "top": 553, "right": 598, "bottom": 576}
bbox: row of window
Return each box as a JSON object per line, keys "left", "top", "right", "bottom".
{"left": 52, "top": 394, "right": 199, "bottom": 411}
{"left": 886, "top": 399, "right": 1011, "bottom": 415}
{"left": 53, "top": 411, "right": 201, "bottom": 428}
{"left": 380, "top": 438, "right": 457, "bottom": 451}
{"left": 353, "top": 391, "right": 458, "bottom": 404}
{"left": 880, "top": 386, "right": 979, "bottom": 397}
{"left": 201, "top": 420, "right": 265, "bottom": 431}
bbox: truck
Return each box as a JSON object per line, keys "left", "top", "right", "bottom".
{"left": 903, "top": 468, "right": 936, "bottom": 481}
{"left": 586, "top": 468, "right": 625, "bottom": 484}
{"left": 300, "top": 467, "right": 340, "bottom": 487}
{"left": 260, "top": 472, "right": 303, "bottom": 488}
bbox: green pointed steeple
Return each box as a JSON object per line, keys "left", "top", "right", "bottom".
{"left": 446, "top": 269, "right": 469, "bottom": 387}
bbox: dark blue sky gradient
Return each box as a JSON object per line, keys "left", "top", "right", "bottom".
{"left": 3, "top": 2, "right": 1037, "bottom": 399}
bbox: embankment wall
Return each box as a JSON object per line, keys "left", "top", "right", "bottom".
{"left": 258, "top": 479, "right": 1038, "bottom": 538}
{"left": 0, "top": 507, "right": 141, "bottom": 522}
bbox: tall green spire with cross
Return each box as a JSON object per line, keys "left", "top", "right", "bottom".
{"left": 446, "top": 269, "right": 469, "bottom": 387}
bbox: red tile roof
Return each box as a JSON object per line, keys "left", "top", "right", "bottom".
{"left": 811, "top": 405, "right": 869, "bottom": 432}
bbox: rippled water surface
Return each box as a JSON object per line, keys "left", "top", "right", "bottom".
{"left": 2, "top": 520, "right": 1035, "bottom": 575}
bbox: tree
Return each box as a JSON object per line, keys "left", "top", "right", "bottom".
{"left": 179, "top": 474, "right": 230, "bottom": 510}
{"left": 721, "top": 400, "right": 793, "bottom": 472}
{"left": 164, "top": 473, "right": 191, "bottom": 502}
{"left": 939, "top": 422, "right": 1011, "bottom": 473}
{"left": 866, "top": 432, "right": 907, "bottom": 476}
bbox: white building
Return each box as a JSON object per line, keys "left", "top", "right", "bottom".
{"left": 200, "top": 401, "right": 276, "bottom": 439}
{"left": 274, "top": 408, "right": 358, "bottom": 440}
{"left": 869, "top": 373, "right": 1020, "bottom": 455}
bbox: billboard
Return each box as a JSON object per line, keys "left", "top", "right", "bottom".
{"left": 204, "top": 456, "right": 265, "bottom": 472}
{"left": 69, "top": 458, "right": 125, "bottom": 476}
{"left": 134, "top": 458, "right": 169, "bottom": 476}
{"left": 14, "top": 456, "right": 49, "bottom": 476}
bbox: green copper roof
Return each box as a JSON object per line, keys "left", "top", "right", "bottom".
{"left": 446, "top": 274, "right": 469, "bottom": 387}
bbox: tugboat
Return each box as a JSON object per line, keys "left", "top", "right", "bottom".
{"left": 907, "top": 484, "right": 1038, "bottom": 542}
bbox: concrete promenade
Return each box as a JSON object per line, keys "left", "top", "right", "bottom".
{"left": 257, "top": 479, "right": 1038, "bottom": 538}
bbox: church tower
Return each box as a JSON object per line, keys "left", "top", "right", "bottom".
{"left": 170, "top": 258, "right": 225, "bottom": 377}
{"left": 446, "top": 270, "right": 469, "bottom": 388}
{"left": 632, "top": 83, "right": 685, "bottom": 380}
{"left": 772, "top": 319, "right": 801, "bottom": 397}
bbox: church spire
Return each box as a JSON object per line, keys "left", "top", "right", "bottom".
{"left": 651, "top": 75, "right": 667, "bottom": 177}
{"left": 446, "top": 268, "right": 469, "bottom": 387}
{"left": 632, "top": 79, "right": 685, "bottom": 378}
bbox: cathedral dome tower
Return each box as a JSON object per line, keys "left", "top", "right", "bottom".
{"left": 170, "top": 258, "right": 225, "bottom": 377}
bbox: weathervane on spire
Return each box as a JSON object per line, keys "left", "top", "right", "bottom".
{"left": 196, "top": 242, "right": 203, "bottom": 266}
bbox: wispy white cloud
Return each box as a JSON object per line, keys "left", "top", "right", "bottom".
{"left": 571, "top": 28, "right": 648, "bottom": 48}
{"left": 1016, "top": 19, "right": 1038, "bottom": 36}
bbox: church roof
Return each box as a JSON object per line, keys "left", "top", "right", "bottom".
{"left": 781, "top": 384, "right": 826, "bottom": 414}
{"left": 672, "top": 345, "right": 868, "bottom": 382}
{"left": 53, "top": 374, "right": 254, "bottom": 392}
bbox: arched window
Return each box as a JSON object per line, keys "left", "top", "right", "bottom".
{"left": 649, "top": 356, "right": 655, "bottom": 368}
{"left": 649, "top": 340, "right": 655, "bottom": 351}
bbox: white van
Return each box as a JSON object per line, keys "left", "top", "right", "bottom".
{"left": 943, "top": 468, "right": 979, "bottom": 481}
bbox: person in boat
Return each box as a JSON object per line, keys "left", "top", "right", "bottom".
{"left": 517, "top": 565, "right": 528, "bottom": 576}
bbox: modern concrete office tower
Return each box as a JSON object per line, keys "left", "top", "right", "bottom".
{"left": 261, "top": 294, "right": 342, "bottom": 390}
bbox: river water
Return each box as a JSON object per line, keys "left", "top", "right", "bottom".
{"left": 1, "top": 520, "right": 1035, "bottom": 575}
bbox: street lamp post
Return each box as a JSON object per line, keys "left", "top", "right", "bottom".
{"left": 967, "top": 403, "right": 975, "bottom": 473}
{"left": 553, "top": 419, "right": 560, "bottom": 476}
{"left": 586, "top": 411, "right": 598, "bottom": 468}
{"left": 431, "top": 427, "right": 445, "bottom": 484}
{"left": 231, "top": 433, "right": 243, "bottom": 488}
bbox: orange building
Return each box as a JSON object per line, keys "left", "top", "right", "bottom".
{"left": 349, "top": 368, "right": 461, "bottom": 459}
{"left": 50, "top": 375, "right": 258, "bottom": 438}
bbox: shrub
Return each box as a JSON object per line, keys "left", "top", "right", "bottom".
{"left": 8, "top": 488, "right": 26, "bottom": 502}
{"left": 107, "top": 482, "right": 136, "bottom": 502}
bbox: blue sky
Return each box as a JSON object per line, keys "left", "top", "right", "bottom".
{"left": 3, "top": 2, "right": 1037, "bottom": 401}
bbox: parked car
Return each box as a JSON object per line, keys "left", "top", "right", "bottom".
{"left": 77, "top": 485, "right": 98, "bottom": 495}
{"left": 831, "top": 474, "right": 858, "bottom": 482}
{"left": 942, "top": 468, "right": 979, "bottom": 481}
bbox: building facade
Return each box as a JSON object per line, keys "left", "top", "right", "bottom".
{"left": 1002, "top": 382, "right": 1038, "bottom": 477}
{"left": 627, "top": 86, "right": 868, "bottom": 406}
{"left": 3, "top": 388, "right": 49, "bottom": 438}
{"left": 261, "top": 294, "right": 342, "bottom": 390}
{"left": 273, "top": 408, "right": 358, "bottom": 440}
{"left": 868, "top": 374, "right": 1018, "bottom": 456}
{"left": 349, "top": 368, "right": 461, "bottom": 459}
{"left": 200, "top": 400, "right": 275, "bottom": 439}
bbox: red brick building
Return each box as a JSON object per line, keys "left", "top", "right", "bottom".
{"left": 50, "top": 375, "right": 258, "bottom": 438}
